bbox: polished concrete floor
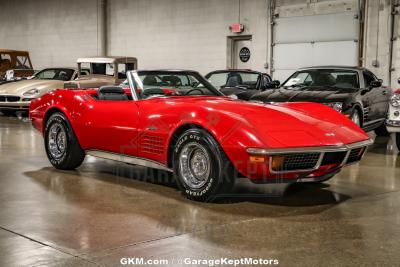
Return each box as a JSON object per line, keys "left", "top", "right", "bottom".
{"left": 0, "top": 115, "right": 400, "bottom": 267}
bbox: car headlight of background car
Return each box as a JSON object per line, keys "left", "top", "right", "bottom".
{"left": 390, "top": 94, "right": 400, "bottom": 107}
{"left": 22, "top": 88, "right": 40, "bottom": 97}
{"left": 324, "top": 102, "right": 343, "bottom": 113}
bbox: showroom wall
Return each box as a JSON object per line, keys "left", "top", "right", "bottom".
{"left": 107, "top": 0, "right": 269, "bottom": 74}
{"left": 0, "top": 0, "right": 101, "bottom": 68}
{"left": 0, "top": 0, "right": 399, "bottom": 87}
{"left": 363, "top": 0, "right": 400, "bottom": 88}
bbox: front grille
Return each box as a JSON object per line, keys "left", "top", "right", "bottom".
{"left": 276, "top": 152, "right": 320, "bottom": 172}
{"left": 321, "top": 151, "right": 347, "bottom": 166}
{"left": 0, "top": 95, "right": 21, "bottom": 102}
{"left": 346, "top": 147, "right": 364, "bottom": 164}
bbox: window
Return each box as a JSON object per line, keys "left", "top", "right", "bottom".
{"left": 0, "top": 54, "right": 12, "bottom": 70}
{"left": 363, "top": 71, "right": 376, "bottom": 87}
{"left": 240, "top": 73, "right": 260, "bottom": 87}
{"left": 34, "top": 68, "right": 74, "bottom": 81}
{"left": 207, "top": 73, "right": 228, "bottom": 88}
{"left": 135, "top": 71, "right": 220, "bottom": 99}
{"left": 263, "top": 75, "right": 271, "bottom": 84}
{"left": 206, "top": 71, "right": 261, "bottom": 89}
{"left": 282, "top": 69, "right": 359, "bottom": 89}
{"left": 16, "top": 56, "right": 32, "bottom": 69}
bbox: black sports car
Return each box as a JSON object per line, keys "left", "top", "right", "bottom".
{"left": 205, "top": 70, "right": 280, "bottom": 100}
{"left": 251, "top": 66, "right": 391, "bottom": 135}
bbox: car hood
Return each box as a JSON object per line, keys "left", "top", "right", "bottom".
{"left": 0, "top": 79, "right": 64, "bottom": 96}
{"left": 251, "top": 86, "right": 358, "bottom": 103}
{"left": 156, "top": 96, "right": 368, "bottom": 148}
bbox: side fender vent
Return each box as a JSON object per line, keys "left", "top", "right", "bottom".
{"left": 140, "top": 135, "right": 165, "bottom": 155}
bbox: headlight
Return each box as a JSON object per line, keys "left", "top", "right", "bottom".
{"left": 390, "top": 94, "right": 400, "bottom": 107}
{"left": 324, "top": 102, "right": 343, "bottom": 113}
{"left": 22, "top": 88, "right": 40, "bottom": 97}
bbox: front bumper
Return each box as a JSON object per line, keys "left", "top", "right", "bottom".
{"left": 245, "top": 139, "right": 373, "bottom": 182}
{"left": 386, "top": 119, "right": 400, "bottom": 133}
{"left": 0, "top": 101, "right": 30, "bottom": 110}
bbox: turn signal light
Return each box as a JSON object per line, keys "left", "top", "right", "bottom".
{"left": 271, "top": 155, "right": 285, "bottom": 171}
{"left": 249, "top": 155, "right": 266, "bottom": 163}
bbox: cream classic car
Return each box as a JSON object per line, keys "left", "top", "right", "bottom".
{"left": 0, "top": 56, "right": 138, "bottom": 115}
{"left": 386, "top": 78, "right": 400, "bottom": 150}
{"left": 0, "top": 67, "right": 87, "bottom": 115}
{"left": 66, "top": 56, "right": 138, "bottom": 88}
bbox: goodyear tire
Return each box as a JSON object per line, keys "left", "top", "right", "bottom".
{"left": 173, "top": 129, "right": 235, "bottom": 202}
{"left": 44, "top": 112, "right": 85, "bottom": 170}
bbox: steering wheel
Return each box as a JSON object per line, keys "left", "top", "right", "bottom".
{"left": 185, "top": 88, "right": 204, "bottom": 95}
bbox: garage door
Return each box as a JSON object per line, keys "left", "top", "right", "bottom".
{"left": 272, "top": 0, "right": 361, "bottom": 82}
{"left": 391, "top": 4, "right": 400, "bottom": 89}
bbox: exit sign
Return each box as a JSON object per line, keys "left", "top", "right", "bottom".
{"left": 230, "top": 23, "right": 244, "bottom": 33}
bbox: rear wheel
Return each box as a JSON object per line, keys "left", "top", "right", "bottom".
{"left": 374, "top": 123, "right": 390, "bottom": 136}
{"left": 173, "top": 129, "right": 235, "bottom": 202}
{"left": 45, "top": 112, "right": 85, "bottom": 170}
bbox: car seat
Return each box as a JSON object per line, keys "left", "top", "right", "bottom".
{"left": 97, "top": 86, "right": 128, "bottom": 100}
{"left": 225, "top": 74, "right": 243, "bottom": 87}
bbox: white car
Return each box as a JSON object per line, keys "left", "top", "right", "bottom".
{"left": 386, "top": 78, "right": 400, "bottom": 150}
{"left": 0, "top": 67, "right": 87, "bottom": 115}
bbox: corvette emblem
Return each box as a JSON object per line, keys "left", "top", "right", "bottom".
{"left": 325, "top": 133, "right": 335, "bottom": 137}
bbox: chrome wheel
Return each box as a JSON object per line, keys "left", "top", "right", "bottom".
{"left": 179, "top": 142, "right": 211, "bottom": 189}
{"left": 351, "top": 111, "right": 361, "bottom": 126}
{"left": 48, "top": 123, "right": 67, "bottom": 160}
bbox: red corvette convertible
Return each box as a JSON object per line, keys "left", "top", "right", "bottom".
{"left": 30, "top": 70, "right": 372, "bottom": 201}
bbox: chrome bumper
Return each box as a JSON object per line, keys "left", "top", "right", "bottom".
{"left": 247, "top": 139, "right": 373, "bottom": 174}
{"left": 0, "top": 101, "right": 30, "bottom": 109}
{"left": 386, "top": 119, "right": 400, "bottom": 127}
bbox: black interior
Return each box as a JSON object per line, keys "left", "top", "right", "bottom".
{"left": 97, "top": 86, "right": 128, "bottom": 101}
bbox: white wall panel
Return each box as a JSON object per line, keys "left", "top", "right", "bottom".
{"left": 272, "top": 0, "right": 360, "bottom": 82}
{"left": 273, "top": 41, "right": 358, "bottom": 82}
{"left": 108, "top": 0, "right": 269, "bottom": 74}
{"left": 274, "top": 13, "right": 359, "bottom": 44}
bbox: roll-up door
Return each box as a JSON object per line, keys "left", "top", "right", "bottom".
{"left": 272, "top": 0, "right": 361, "bottom": 82}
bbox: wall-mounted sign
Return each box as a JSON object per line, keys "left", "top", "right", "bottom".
{"left": 239, "top": 47, "right": 250, "bottom": 62}
{"left": 230, "top": 23, "right": 244, "bottom": 33}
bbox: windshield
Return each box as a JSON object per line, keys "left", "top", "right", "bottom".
{"left": 133, "top": 71, "right": 221, "bottom": 99}
{"left": 34, "top": 68, "right": 74, "bottom": 81}
{"left": 206, "top": 71, "right": 261, "bottom": 89}
{"left": 282, "top": 69, "right": 360, "bottom": 89}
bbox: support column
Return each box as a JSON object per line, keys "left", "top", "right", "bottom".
{"left": 97, "top": 0, "right": 107, "bottom": 56}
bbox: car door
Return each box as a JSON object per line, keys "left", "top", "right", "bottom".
{"left": 362, "top": 70, "right": 388, "bottom": 124}
{"left": 134, "top": 99, "right": 172, "bottom": 164}
{"left": 82, "top": 97, "right": 139, "bottom": 156}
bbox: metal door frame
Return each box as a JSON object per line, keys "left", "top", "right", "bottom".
{"left": 227, "top": 35, "right": 252, "bottom": 69}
